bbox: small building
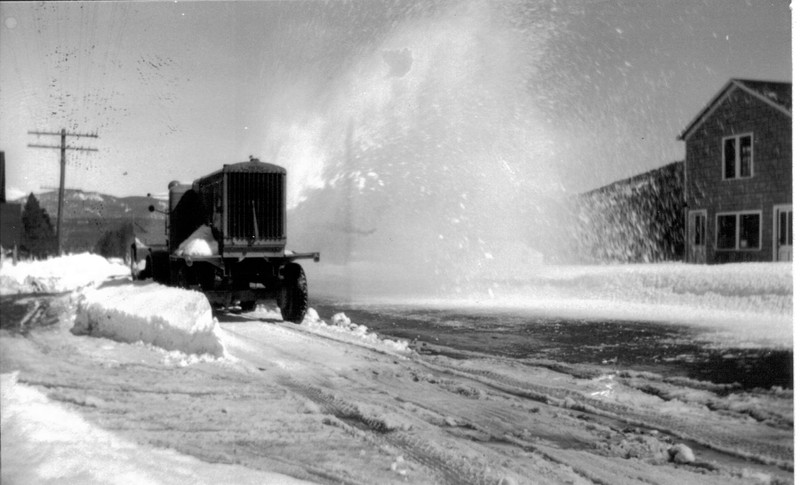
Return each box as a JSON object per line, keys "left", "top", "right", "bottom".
{"left": 678, "top": 79, "right": 792, "bottom": 263}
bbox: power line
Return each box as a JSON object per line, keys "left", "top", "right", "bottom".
{"left": 28, "top": 128, "right": 98, "bottom": 255}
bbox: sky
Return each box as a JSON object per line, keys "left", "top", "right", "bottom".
{"left": 0, "top": 0, "right": 792, "bottom": 204}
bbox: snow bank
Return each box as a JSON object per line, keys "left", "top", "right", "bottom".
{"left": 300, "top": 309, "right": 411, "bottom": 354}
{"left": 0, "top": 372, "right": 313, "bottom": 485}
{"left": 74, "top": 283, "right": 225, "bottom": 358}
{"left": 312, "top": 262, "right": 792, "bottom": 348}
{"left": 0, "top": 253, "right": 130, "bottom": 294}
{"left": 242, "top": 304, "right": 410, "bottom": 354}
{"left": 478, "top": 262, "right": 794, "bottom": 347}
{"left": 310, "top": 261, "right": 793, "bottom": 315}
{"left": 523, "top": 262, "right": 793, "bottom": 312}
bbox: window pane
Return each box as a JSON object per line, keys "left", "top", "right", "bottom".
{"left": 717, "top": 215, "right": 736, "bottom": 249}
{"left": 739, "top": 136, "right": 752, "bottom": 177}
{"left": 723, "top": 138, "right": 737, "bottom": 179}
{"left": 739, "top": 214, "right": 760, "bottom": 249}
{"left": 779, "top": 212, "right": 787, "bottom": 245}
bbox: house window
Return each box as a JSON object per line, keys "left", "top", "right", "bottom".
{"left": 778, "top": 210, "right": 793, "bottom": 246}
{"left": 716, "top": 211, "right": 761, "bottom": 250}
{"left": 722, "top": 134, "right": 753, "bottom": 179}
{"left": 717, "top": 214, "right": 737, "bottom": 249}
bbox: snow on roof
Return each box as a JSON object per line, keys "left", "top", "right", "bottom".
{"left": 677, "top": 78, "right": 792, "bottom": 141}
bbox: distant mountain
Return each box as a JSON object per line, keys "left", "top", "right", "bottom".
{"left": 14, "top": 189, "right": 167, "bottom": 221}
{"left": 11, "top": 189, "right": 168, "bottom": 253}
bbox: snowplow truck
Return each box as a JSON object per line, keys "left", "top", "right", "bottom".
{"left": 133, "top": 158, "right": 319, "bottom": 323}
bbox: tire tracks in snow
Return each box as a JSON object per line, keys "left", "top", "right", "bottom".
{"left": 415, "top": 355, "right": 794, "bottom": 472}
{"left": 228, "top": 319, "right": 791, "bottom": 483}
{"left": 274, "top": 374, "right": 516, "bottom": 485}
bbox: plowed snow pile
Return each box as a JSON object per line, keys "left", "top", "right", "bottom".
{"left": 2, "top": 254, "right": 228, "bottom": 357}
{"left": 0, "top": 253, "right": 130, "bottom": 294}
{"left": 74, "top": 282, "right": 225, "bottom": 357}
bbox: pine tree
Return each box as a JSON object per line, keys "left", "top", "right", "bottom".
{"left": 22, "top": 193, "right": 56, "bottom": 258}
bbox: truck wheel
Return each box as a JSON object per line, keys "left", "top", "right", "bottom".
{"left": 278, "top": 263, "right": 308, "bottom": 324}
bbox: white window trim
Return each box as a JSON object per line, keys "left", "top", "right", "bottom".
{"left": 721, "top": 132, "right": 755, "bottom": 180}
{"left": 773, "top": 204, "right": 793, "bottom": 261}
{"left": 687, "top": 209, "right": 707, "bottom": 247}
{"left": 716, "top": 210, "right": 762, "bottom": 251}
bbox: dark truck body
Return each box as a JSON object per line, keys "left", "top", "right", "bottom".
{"left": 134, "top": 158, "right": 319, "bottom": 322}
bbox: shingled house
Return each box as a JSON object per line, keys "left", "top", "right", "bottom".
{"left": 678, "top": 79, "right": 792, "bottom": 263}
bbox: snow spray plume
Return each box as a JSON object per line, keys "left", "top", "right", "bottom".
{"left": 269, "top": 1, "right": 569, "bottom": 297}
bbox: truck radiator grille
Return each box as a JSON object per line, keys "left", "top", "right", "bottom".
{"left": 227, "top": 172, "right": 285, "bottom": 242}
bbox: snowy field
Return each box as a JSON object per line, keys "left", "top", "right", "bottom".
{"left": 0, "top": 253, "right": 794, "bottom": 484}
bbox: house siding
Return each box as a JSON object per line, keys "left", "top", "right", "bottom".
{"left": 684, "top": 86, "right": 792, "bottom": 263}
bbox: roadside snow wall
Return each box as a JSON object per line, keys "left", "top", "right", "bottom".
{"left": 0, "top": 253, "right": 130, "bottom": 294}
{"left": 74, "top": 282, "right": 225, "bottom": 357}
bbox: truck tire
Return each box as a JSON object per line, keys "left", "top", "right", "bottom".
{"left": 278, "top": 263, "right": 308, "bottom": 324}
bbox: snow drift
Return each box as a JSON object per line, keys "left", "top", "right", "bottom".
{"left": 302, "top": 308, "right": 411, "bottom": 354}
{"left": 0, "top": 253, "right": 130, "bottom": 294}
{"left": 0, "top": 372, "right": 313, "bottom": 485}
{"left": 74, "top": 283, "right": 225, "bottom": 358}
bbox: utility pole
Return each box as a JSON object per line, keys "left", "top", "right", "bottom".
{"left": 28, "top": 128, "right": 98, "bottom": 255}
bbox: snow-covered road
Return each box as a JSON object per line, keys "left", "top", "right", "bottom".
{"left": 0, "top": 254, "right": 793, "bottom": 484}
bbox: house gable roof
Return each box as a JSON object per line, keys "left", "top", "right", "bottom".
{"left": 677, "top": 78, "right": 792, "bottom": 141}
